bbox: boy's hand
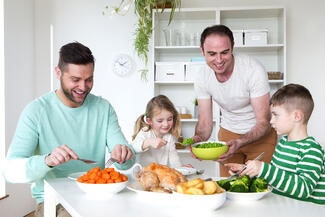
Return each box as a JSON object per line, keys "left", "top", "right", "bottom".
{"left": 224, "top": 163, "right": 245, "bottom": 175}
{"left": 241, "top": 160, "right": 262, "bottom": 178}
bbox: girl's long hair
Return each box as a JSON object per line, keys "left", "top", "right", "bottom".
{"left": 132, "top": 95, "right": 180, "bottom": 140}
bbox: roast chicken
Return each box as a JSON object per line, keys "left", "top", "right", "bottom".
{"left": 137, "top": 162, "right": 187, "bottom": 192}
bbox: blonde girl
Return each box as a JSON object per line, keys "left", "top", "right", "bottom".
{"left": 131, "top": 95, "right": 183, "bottom": 168}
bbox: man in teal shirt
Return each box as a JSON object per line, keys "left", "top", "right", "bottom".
{"left": 3, "top": 42, "right": 135, "bottom": 216}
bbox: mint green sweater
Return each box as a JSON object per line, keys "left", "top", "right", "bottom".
{"left": 4, "top": 92, "right": 135, "bottom": 203}
{"left": 258, "top": 136, "right": 325, "bottom": 205}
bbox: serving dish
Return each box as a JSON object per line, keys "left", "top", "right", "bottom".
{"left": 127, "top": 181, "right": 226, "bottom": 210}
{"left": 226, "top": 187, "right": 272, "bottom": 201}
{"left": 191, "top": 141, "right": 228, "bottom": 160}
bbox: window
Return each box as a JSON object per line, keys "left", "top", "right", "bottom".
{"left": 0, "top": 0, "right": 6, "bottom": 198}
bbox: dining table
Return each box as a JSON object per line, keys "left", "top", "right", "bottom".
{"left": 44, "top": 177, "right": 325, "bottom": 217}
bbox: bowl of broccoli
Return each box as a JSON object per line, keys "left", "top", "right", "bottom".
{"left": 216, "top": 175, "right": 271, "bottom": 201}
{"left": 191, "top": 141, "right": 228, "bottom": 160}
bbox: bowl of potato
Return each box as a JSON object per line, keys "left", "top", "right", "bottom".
{"left": 174, "top": 178, "right": 226, "bottom": 211}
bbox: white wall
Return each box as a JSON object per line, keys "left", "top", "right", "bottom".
{"left": 0, "top": 0, "right": 37, "bottom": 216}
{"left": 47, "top": 0, "right": 154, "bottom": 141}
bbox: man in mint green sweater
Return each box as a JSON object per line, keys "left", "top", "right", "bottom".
{"left": 227, "top": 84, "right": 325, "bottom": 205}
{"left": 3, "top": 42, "right": 135, "bottom": 216}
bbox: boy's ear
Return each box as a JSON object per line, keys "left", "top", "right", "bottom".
{"left": 293, "top": 110, "right": 304, "bottom": 122}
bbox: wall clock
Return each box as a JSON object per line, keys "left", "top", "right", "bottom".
{"left": 112, "top": 54, "right": 134, "bottom": 77}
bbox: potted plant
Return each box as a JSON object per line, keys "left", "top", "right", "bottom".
{"left": 194, "top": 98, "right": 198, "bottom": 118}
{"left": 105, "top": 0, "right": 182, "bottom": 80}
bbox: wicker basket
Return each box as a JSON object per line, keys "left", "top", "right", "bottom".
{"left": 267, "top": 71, "right": 283, "bottom": 80}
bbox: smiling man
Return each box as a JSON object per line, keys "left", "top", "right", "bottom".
{"left": 4, "top": 42, "right": 135, "bottom": 217}
{"left": 189, "top": 25, "right": 277, "bottom": 177}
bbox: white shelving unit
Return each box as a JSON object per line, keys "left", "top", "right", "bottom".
{"left": 152, "top": 6, "right": 286, "bottom": 142}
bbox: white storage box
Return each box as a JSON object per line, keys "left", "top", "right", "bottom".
{"left": 185, "top": 62, "right": 206, "bottom": 81}
{"left": 155, "top": 62, "right": 185, "bottom": 81}
{"left": 244, "top": 29, "right": 268, "bottom": 45}
{"left": 232, "top": 30, "right": 244, "bottom": 46}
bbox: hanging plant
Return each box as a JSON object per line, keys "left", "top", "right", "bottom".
{"left": 104, "top": 0, "right": 181, "bottom": 80}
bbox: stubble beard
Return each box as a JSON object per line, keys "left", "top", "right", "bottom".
{"left": 61, "top": 79, "right": 89, "bottom": 106}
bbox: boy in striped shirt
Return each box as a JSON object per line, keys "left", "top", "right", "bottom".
{"left": 226, "top": 83, "right": 325, "bottom": 205}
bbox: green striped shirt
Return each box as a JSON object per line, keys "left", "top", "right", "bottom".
{"left": 258, "top": 136, "right": 325, "bottom": 205}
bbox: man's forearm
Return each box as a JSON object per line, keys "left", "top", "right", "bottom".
{"left": 193, "top": 120, "right": 213, "bottom": 143}
{"left": 238, "top": 121, "right": 271, "bottom": 147}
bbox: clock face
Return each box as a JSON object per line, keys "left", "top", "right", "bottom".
{"left": 113, "top": 54, "right": 133, "bottom": 77}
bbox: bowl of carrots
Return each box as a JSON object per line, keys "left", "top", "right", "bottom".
{"left": 75, "top": 167, "right": 128, "bottom": 194}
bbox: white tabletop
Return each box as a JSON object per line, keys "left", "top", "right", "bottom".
{"left": 44, "top": 178, "right": 325, "bottom": 217}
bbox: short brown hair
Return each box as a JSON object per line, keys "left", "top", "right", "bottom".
{"left": 58, "top": 42, "right": 95, "bottom": 72}
{"left": 200, "top": 25, "right": 234, "bottom": 49}
{"left": 270, "top": 84, "right": 314, "bottom": 123}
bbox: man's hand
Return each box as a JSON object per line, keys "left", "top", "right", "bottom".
{"left": 188, "top": 146, "right": 202, "bottom": 161}
{"left": 217, "top": 139, "right": 242, "bottom": 162}
{"left": 241, "top": 160, "right": 263, "bottom": 178}
{"left": 111, "top": 144, "right": 133, "bottom": 164}
{"left": 45, "top": 144, "right": 78, "bottom": 167}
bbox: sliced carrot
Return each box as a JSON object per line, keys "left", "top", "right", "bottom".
{"left": 110, "top": 171, "right": 120, "bottom": 179}
{"left": 77, "top": 167, "right": 127, "bottom": 184}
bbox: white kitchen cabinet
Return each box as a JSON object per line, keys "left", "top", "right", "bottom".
{"left": 151, "top": 6, "right": 286, "bottom": 143}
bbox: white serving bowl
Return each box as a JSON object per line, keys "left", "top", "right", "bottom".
{"left": 76, "top": 180, "right": 128, "bottom": 195}
{"left": 226, "top": 188, "right": 272, "bottom": 202}
{"left": 173, "top": 191, "right": 226, "bottom": 211}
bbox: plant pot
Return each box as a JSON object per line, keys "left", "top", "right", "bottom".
{"left": 156, "top": 0, "right": 172, "bottom": 8}
{"left": 194, "top": 105, "right": 198, "bottom": 118}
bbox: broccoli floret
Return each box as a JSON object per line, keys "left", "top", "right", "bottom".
{"left": 229, "top": 179, "right": 249, "bottom": 192}
{"left": 250, "top": 177, "right": 269, "bottom": 192}
{"left": 240, "top": 175, "right": 251, "bottom": 187}
{"left": 182, "top": 138, "right": 194, "bottom": 146}
{"left": 217, "top": 179, "right": 232, "bottom": 191}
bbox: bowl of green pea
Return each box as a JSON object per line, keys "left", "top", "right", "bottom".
{"left": 191, "top": 141, "right": 228, "bottom": 160}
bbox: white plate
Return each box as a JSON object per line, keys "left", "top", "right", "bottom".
{"left": 127, "top": 182, "right": 226, "bottom": 210}
{"left": 174, "top": 167, "right": 198, "bottom": 176}
{"left": 226, "top": 187, "right": 272, "bottom": 202}
{"left": 214, "top": 177, "right": 272, "bottom": 202}
{"left": 68, "top": 172, "right": 86, "bottom": 180}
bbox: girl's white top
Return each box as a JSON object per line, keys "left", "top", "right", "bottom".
{"left": 131, "top": 127, "right": 182, "bottom": 168}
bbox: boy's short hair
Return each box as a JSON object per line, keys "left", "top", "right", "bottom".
{"left": 270, "top": 83, "right": 314, "bottom": 123}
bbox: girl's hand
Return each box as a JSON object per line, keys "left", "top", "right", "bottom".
{"left": 143, "top": 138, "right": 167, "bottom": 150}
{"left": 241, "top": 160, "right": 262, "bottom": 178}
{"left": 150, "top": 138, "right": 167, "bottom": 149}
{"left": 183, "top": 164, "right": 194, "bottom": 168}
